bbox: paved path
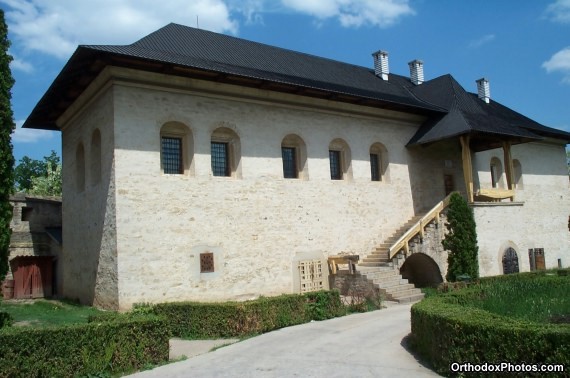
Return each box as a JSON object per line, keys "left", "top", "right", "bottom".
{"left": 128, "top": 303, "right": 440, "bottom": 377}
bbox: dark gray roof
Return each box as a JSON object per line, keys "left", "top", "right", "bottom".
{"left": 23, "top": 23, "right": 442, "bottom": 130}
{"left": 23, "top": 23, "right": 570, "bottom": 149}
{"left": 406, "top": 75, "right": 570, "bottom": 149}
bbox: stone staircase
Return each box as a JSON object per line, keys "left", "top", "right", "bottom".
{"left": 356, "top": 215, "right": 426, "bottom": 303}
{"left": 359, "top": 215, "right": 424, "bottom": 268}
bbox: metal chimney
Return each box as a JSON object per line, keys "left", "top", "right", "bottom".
{"left": 372, "top": 50, "right": 389, "bottom": 80}
{"left": 408, "top": 59, "right": 424, "bottom": 85}
{"left": 476, "top": 78, "right": 491, "bottom": 103}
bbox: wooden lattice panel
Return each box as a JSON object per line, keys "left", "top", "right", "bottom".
{"left": 298, "top": 259, "right": 324, "bottom": 293}
{"left": 200, "top": 252, "right": 214, "bottom": 273}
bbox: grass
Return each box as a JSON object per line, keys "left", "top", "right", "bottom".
{"left": 425, "top": 270, "right": 570, "bottom": 324}
{"left": 467, "top": 272, "right": 570, "bottom": 323}
{"left": 0, "top": 298, "right": 105, "bottom": 328}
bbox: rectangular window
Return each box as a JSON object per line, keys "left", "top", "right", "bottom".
{"left": 161, "top": 137, "right": 183, "bottom": 174}
{"left": 282, "top": 147, "right": 298, "bottom": 179}
{"left": 211, "top": 142, "right": 230, "bottom": 177}
{"left": 370, "top": 153, "right": 381, "bottom": 181}
{"left": 329, "top": 150, "right": 342, "bottom": 180}
{"left": 200, "top": 252, "right": 215, "bottom": 273}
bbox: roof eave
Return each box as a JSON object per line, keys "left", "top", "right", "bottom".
{"left": 23, "top": 48, "right": 444, "bottom": 130}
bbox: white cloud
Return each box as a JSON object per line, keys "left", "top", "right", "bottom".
{"left": 1, "top": 0, "right": 414, "bottom": 65}
{"left": 11, "top": 119, "right": 55, "bottom": 143}
{"left": 9, "top": 55, "right": 34, "bottom": 73}
{"left": 280, "top": 0, "right": 414, "bottom": 28}
{"left": 543, "top": 47, "right": 570, "bottom": 84}
{"left": 545, "top": 0, "right": 570, "bottom": 23}
{"left": 468, "top": 34, "right": 495, "bottom": 49}
{"left": 1, "top": 0, "right": 239, "bottom": 59}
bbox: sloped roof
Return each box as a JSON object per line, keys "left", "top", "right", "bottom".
{"left": 23, "top": 23, "right": 570, "bottom": 148}
{"left": 23, "top": 23, "right": 442, "bottom": 131}
{"left": 406, "top": 75, "right": 570, "bottom": 149}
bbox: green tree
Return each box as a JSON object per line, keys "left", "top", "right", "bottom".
{"left": 0, "top": 9, "right": 15, "bottom": 280}
{"left": 14, "top": 150, "right": 61, "bottom": 193}
{"left": 442, "top": 192, "right": 479, "bottom": 281}
{"left": 29, "top": 163, "right": 62, "bottom": 196}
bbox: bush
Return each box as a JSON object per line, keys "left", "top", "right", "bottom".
{"left": 153, "top": 290, "right": 345, "bottom": 339}
{"left": 442, "top": 193, "right": 479, "bottom": 281}
{"left": 0, "top": 315, "right": 168, "bottom": 378}
{"left": 410, "top": 274, "right": 570, "bottom": 377}
{"left": 0, "top": 311, "right": 12, "bottom": 328}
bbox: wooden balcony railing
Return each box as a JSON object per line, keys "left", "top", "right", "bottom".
{"left": 388, "top": 192, "right": 455, "bottom": 260}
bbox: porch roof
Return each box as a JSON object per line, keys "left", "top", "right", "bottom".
{"left": 406, "top": 75, "right": 570, "bottom": 150}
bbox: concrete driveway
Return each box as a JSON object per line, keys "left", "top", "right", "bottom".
{"left": 128, "top": 302, "right": 440, "bottom": 377}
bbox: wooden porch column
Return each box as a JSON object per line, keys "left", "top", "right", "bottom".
{"left": 460, "top": 135, "right": 474, "bottom": 203}
{"left": 502, "top": 141, "right": 515, "bottom": 201}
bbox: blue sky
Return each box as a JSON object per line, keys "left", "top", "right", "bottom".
{"left": 2, "top": 0, "right": 570, "bottom": 163}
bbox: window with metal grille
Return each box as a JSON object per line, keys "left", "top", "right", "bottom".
{"left": 329, "top": 150, "right": 342, "bottom": 180}
{"left": 298, "top": 260, "right": 324, "bottom": 293}
{"left": 370, "top": 153, "right": 381, "bottom": 181}
{"left": 200, "top": 252, "right": 214, "bottom": 273}
{"left": 502, "top": 247, "right": 519, "bottom": 274}
{"left": 211, "top": 142, "right": 229, "bottom": 176}
{"left": 161, "top": 137, "right": 183, "bottom": 174}
{"left": 282, "top": 147, "right": 298, "bottom": 179}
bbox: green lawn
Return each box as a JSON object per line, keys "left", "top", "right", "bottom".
{"left": 468, "top": 272, "right": 569, "bottom": 323}
{"left": 0, "top": 299, "right": 105, "bottom": 328}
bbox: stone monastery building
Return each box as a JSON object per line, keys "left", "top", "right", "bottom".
{"left": 24, "top": 23, "right": 570, "bottom": 310}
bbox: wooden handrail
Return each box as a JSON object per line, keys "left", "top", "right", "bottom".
{"left": 388, "top": 192, "right": 456, "bottom": 260}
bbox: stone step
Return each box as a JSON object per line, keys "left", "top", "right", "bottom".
{"left": 360, "top": 270, "right": 399, "bottom": 280}
{"left": 394, "top": 293, "right": 425, "bottom": 303}
{"left": 358, "top": 261, "right": 393, "bottom": 268}
{"left": 381, "top": 283, "right": 415, "bottom": 293}
{"left": 388, "top": 288, "right": 423, "bottom": 299}
{"left": 374, "top": 277, "right": 409, "bottom": 288}
{"left": 361, "top": 256, "right": 390, "bottom": 263}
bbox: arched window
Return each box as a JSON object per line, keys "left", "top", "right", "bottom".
{"left": 369, "top": 142, "right": 389, "bottom": 182}
{"left": 160, "top": 122, "right": 193, "bottom": 175}
{"left": 490, "top": 157, "right": 504, "bottom": 188}
{"left": 90, "top": 129, "right": 101, "bottom": 185}
{"left": 76, "top": 143, "right": 85, "bottom": 192}
{"left": 502, "top": 247, "right": 519, "bottom": 274}
{"left": 513, "top": 159, "right": 523, "bottom": 189}
{"left": 211, "top": 126, "right": 241, "bottom": 178}
{"left": 281, "top": 134, "right": 308, "bottom": 180}
{"left": 328, "top": 138, "right": 352, "bottom": 180}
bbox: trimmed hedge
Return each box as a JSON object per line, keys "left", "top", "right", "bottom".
{"left": 0, "top": 311, "right": 12, "bottom": 328}
{"left": 0, "top": 315, "right": 169, "bottom": 378}
{"left": 153, "top": 290, "right": 345, "bottom": 338}
{"left": 411, "top": 279, "right": 570, "bottom": 377}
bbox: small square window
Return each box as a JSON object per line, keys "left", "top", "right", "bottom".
{"left": 211, "top": 142, "right": 230, "bottom": 177}
{"left": 21, "top": 207, "right": 33, "bottom": 221}
{"left": 200, "top": 252, "right": 215, "bottom": 273}
{"left": 282, "top": 147, "right": 298, "bottom": 179}
{"left": 329, "top": 150, "right": 342, "bottom": 180}
{"left": 161, "top": 137, "right": 183, "bottom": 174}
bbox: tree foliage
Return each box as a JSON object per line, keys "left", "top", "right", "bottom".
{"left": 29, "top": 163, "right": 62, "bottom": 197}
{"left": 14, "top": 150, "right": 61, "bottom": 195}
{"left": 442, "top": 192, "right": 479, "bottom": 281}
{"left": 0, "top": 9, "right": 15, "bottom": 280}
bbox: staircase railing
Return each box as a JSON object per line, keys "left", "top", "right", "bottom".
{"left": 388, "top": 192, "right": 455, "bottom": 260}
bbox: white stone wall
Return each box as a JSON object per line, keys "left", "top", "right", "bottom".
{"left": 58, "top": 67, "right": 570, "bottom": 309}
{"left": 472, "top": 142, "right": 570, "bottom": 276}
{"left": 61, "top": 85, "right": 119, "bottom": 308}
{"left": 107, "top": 70, "right": 427, "bottom": 309}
